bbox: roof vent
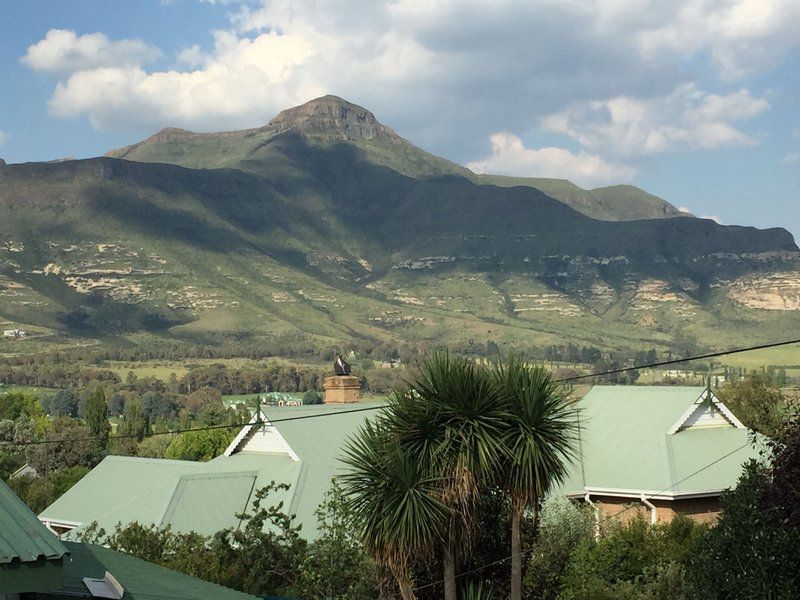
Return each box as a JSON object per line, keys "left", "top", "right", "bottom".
{"left": 83, "top": 571, "right": 124, "bottom": 599}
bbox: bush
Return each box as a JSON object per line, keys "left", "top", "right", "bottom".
{"left": 523, "top": 497, "right": 594, "bottom": 600}
{"left": 302, "top": 389, "right": 323, "bottom": 405}
{"left": 559, "top": 514, "right": 704, "bottom": 600}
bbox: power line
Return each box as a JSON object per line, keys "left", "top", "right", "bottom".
{"left": 4, "top": 337, "right": 799, "bottom": 447}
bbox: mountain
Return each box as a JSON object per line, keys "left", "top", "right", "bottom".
{"left": 1, "top": 96, "right": 799, "bottom": 356}
{"left": 107, "top": 96, "right": 682, "bottom": 222}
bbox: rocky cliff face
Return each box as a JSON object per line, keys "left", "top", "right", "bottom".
{"left": 268, "top": 95, "right": 402, "bottom": 141}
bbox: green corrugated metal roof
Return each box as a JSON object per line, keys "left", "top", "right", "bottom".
{"left": 40, "top": 456, "right": 207, "bottom": 529}
{"left": 161, "top": 472, "right": 258, "bottom": 535}
{"left": 0, "top": 478, "right": 68, "bottom": 565}
{"left": 557, "top": 386, "right": 760, "bottom": 498}
{"left": 41, "top": 403, "right": 383, "bottom": 540}
{"left": 265, "top": 403, "right": 387, "bottom": 535}
{"left": 36, "top": 541, "right": 260, "bottom": 599}
{"left": 1, "top": 478, "right": 68, "bottom": 594}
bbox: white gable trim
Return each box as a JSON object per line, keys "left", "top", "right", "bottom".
{"left": 39, "top": 517, "right": 83, "bottom": 535}
{"left": 667, "top": 389, "right": 745, "bottom": 435}
{"left": 223, "top": 417, "right": 300, "bottom": 461}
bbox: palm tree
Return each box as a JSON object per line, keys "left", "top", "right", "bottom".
{"left": 398, "top": 351, "right": 508, "bottom": 600}
{"left": 492, "top": 356, "right": 580, "bottom": 600}
{"left": 340, "top": 414, "right": 450, "bottom": 600}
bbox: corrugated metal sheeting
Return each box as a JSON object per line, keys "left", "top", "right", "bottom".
{"left": 0, "top": 479, "right": 68, "bottom": 565}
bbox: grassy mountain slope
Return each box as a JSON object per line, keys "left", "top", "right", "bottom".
{"left": 1, "top": 96, "right": 799, "bottom": 356}
{"left": 107, "top": 96, "right": 678, "bottom": 222}
{"left": 471, "top": 175, "right": 687, "bottom": 221}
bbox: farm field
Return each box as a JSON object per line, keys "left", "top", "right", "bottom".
{"left": 717, "top": 343, "right": 800, "bottom": 370}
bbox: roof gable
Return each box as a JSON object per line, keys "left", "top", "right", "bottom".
{"left": 224, "top": 417, "right": 299, "bottom": 460}
{"left": 667, "top": 388, "right": 744, "bottom": 434}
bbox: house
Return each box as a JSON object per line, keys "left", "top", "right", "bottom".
{"left": 2, "top": 329, "right": 26, "bottom": 339}
{"left": 557, "top": 385, "right": 761, "bottom": 525}
{"left": 40, "top": 403, "right": 378, "bottom": 540}
{"left": 0, "top": 478, "right": 260, "bottom": 599}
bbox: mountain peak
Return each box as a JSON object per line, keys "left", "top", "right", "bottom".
{"left": 268, "top": 95, "right": 400, "bottom": 141}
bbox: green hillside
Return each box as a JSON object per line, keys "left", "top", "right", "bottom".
{"left": 1, "top": 96, "right": 799, "bottom": 357}
{"left": 471, "top": 175, "right": 687, "bottom": 221}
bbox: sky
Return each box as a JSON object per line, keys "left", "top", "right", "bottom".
{"left": 1, "top": 0, "right": 798, "bottom": 239}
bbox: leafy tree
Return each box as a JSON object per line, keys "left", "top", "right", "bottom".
{"left": 84, "top": 386, "right": 110, "bottom": 460}
{"left": 492, "top": 357, "right": 579, "bottom": 600}
{"left": 691, "top": 462, "right": 800, "bottom": 598}
{"left": 560, "top": 515, "right": 704, "bottom": 600}
{"left": 119, "top": 398, "right": 150, "bottom": 442}
{"left": 8, "top": 465, "right": 89, "bottom": 513}
{"left": 0, "top": 417, "right": 34, "bottom": 478}
{"left": 164, "top": 427, "right": 234, "bottom": 461}
{"left": 296, "top": 482, "right": 379, "bottom": 599}
{"left": 141, "top": 391, "right": 176, "bottom": 421}
{"left": 48, "top": 388, "right": 79, "bottom": 417}
{"left": 762, "top": 412, "right": 800, "bottom": 530}
{"left": 26, "top": 417, "right": 94, "bottom": 472}
{"left": 111, "top": 397, "right": 151, "bottom": 455}
{"left": 0, "top": 392, "right": 42, "bottom": 421}
{"left": 717, "top": 373, "right": 789, "bottom": 437}
{"left": 136, "top": 433, "right": 175, "bottom": 458}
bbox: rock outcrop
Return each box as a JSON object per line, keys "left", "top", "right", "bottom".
{"left": 268, "top": 95, "right": 402, "bottom": 141}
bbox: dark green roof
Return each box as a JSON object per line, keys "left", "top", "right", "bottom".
{"left": 0, "top": 478, "right": 69, "bottom": 593}
{"left": 35, "top": 541, "right": 261, "bottom": 600}
{"left": 0, "top": 478, "right": 67, "bottom": 566}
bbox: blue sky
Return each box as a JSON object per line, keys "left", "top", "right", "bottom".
{"left": 1, "top": 0, "right": 798, "bottom": 238}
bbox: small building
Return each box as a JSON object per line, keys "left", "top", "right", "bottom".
{"left": 557, "top": 386, "right": 761, "bottom": 525}
{"left": 2, "top": 329, "right": 26, "bottom": 339}
{"left": 40, "top": 403, "right": 378, "bottom": 540}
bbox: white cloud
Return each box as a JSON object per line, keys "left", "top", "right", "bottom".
{"left": 21, "top": 29, "right": 160, "bottom": 74}
{"left": 19, "top": 0, "right": 794, "bottom": 159}
{"left": 46, "top": 30, "right": 325, "bottom": 130}
{"left": 541, "top": 84, "right": 769, "bottom": 157}
{"left": 783, "top": 152, "right": 800, "bottom": 164}
{"left": 636, "top": 0, "right": 800, "bottom": 80}
{"left": 466, "top": 133, "right": 636, "bottom": 187}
